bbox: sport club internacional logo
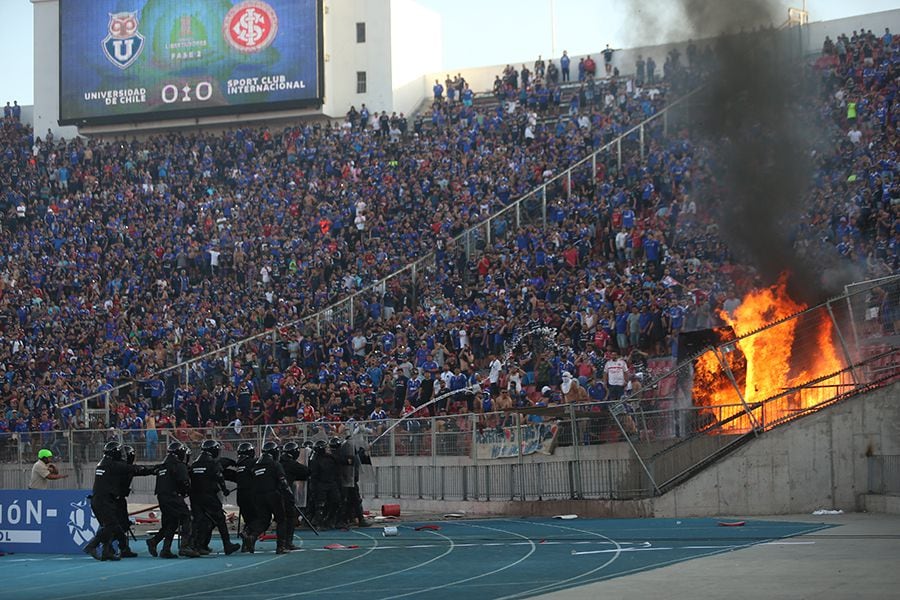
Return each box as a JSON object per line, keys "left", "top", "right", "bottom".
{"left": 224, "top": 1, "right": 279, "bottom": 53}
{"left": 102, "top": 11, "right": 145, "bottom": 69}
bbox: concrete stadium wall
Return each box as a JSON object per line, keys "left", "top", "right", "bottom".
{"left": 652, "top": 382, "right": 900, "bottom": 517}
{"left": 5, "top": 382, "right": 896, "bottom": 513}
{"left": 365, "top": 383, "right": 900, "bottom": 518}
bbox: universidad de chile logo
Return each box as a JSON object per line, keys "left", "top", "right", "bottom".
{"left": 102, "top": 11, "right": 145, "bottom": 69}
{"left": 67, "top": 498, "right": 99, "bottom": 547}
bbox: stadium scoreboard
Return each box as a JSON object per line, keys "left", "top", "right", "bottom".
{"left": 59, "top": 0, "right": 323, "bottom": 126}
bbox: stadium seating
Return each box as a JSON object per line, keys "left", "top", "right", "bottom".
{"left": 0, "top": 29, "right": 896, "bottom": 441}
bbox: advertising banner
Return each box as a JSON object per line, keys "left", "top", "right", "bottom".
{"left": 59, "top": 0, "right": 323, "bottom": 125}
{"left": 475, "top": 422, "right": 559, "bottom": 460}
{"left": 0, "top": 490, "right": 97, "bottom": 554}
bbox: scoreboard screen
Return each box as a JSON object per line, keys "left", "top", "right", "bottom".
{"left": 59, "top": 0, "right": 323, "bottom": 126}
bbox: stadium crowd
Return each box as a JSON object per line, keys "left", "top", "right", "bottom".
{"left": 0, "top": 29, "right": 897, "bottom": 452}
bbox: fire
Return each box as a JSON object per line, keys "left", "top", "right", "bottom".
{"left": 693, "top": 275, "right": 848, "bottom": 432}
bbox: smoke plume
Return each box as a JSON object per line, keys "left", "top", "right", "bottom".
{"left": 624, "top": 1, "right": 854, "bottom": 302}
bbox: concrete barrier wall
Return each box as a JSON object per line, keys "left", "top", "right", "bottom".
{"left": 653, "top": 382, "right": 900, "bottom": 517}
{"left": 10, "top": 383, "right": 895, "bottom": 514}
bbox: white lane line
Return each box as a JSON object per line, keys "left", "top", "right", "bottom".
{"left": 46, "top": 537, "right": 306, "bottom": 600}
{"left": 571, "top": 547, "right": 672, "bottom": 556}
{"left": 494, "top": 520, "right": 622, "bottom": 600}
{"left": 263, "top": 527, "right": 457, "bottom": 600}
{"left": 148, "top": 531, "right": 377, "bottom": 600}
{"left": 291, "top": 539, "right": 648, "bottom": 552}
{"left": 29, "top": 557, "right": 177, "bottom": 595}
{"left": 48, "top": 553, "right": 285, "bottom": 600}
{"left": 6, "top": 559, "right": 41, "bottom": 562}
{"left": 528, "top": 523, "right": 833, "bottom": 596}
{"left": 4, "top": 557, "right": 99, "bottom": 582}
{"left": 379, "top": 522, "right": 538, "bottom": 600}
{"left": 761, "top": 541, "right": 816, "bottom": 545}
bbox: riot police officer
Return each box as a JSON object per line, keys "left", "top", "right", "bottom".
{"left": 304, "top": 440, "right": 320, "bottom": 521}
{"left": 310, "top": 438, "right": 342, "bottom": 529}
{"left": 113, "top": 445, "right": 155, "bottom": 557}
{"left": 244, "top": 442, "right": 291, "bottom": 554}
{"left": 279, "top": 441, "right": 309, "bottom": 550}
{"left": 83, "top": 441, "right": 155, "bottom": 561}
{"left": 224, "top": 442, "right": 258, "bottom": 553}
{"left": 338, "top": 438, "right": 369, "bottom": 528}
{"left": 196, "top": 449, "right": 237, "bottom": 554}
{"left": 146, "top": 441, "right": 199, "bottom": 558}
{"left": 190, "top": 439, "right": 240, "bottom": 555}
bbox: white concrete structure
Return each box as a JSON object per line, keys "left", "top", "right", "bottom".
{"left": 31, "top": 0, "right": 441, "bottom": 136}
{"left": 30, "top": 2, "right": 900, "bottom": 137}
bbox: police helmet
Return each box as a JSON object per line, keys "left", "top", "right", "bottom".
{"left": 301, "top": 440, "right": 314, "bottom": 449}
{"left": 282, "top": 441, "right": 300, "bottom": 460}
{"left": 261, "top": 441, "right": 280, "bottom": 460}
{"left": 328, "top": 436, "right": 342, "bottom": 449}
{"left": 237, "top": 442, "right": 255, "bottom": 459}
{"left": 103, "top": 441, "right": 124, "bottom": 460}
{"left": 123, "top": 445, "right": 136, "bottom": 465}
{"left": 167, "top": 441, "right": 187, "bottom": 461}
{"left": 313, "top": 439, "right": 327, "bottom": 453}
{"left": 201, "top": 439, "right": 221, "bottom": 458}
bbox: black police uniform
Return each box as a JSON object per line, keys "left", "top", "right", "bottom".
{"left": 197, "top": 455, "right": 239, "bottom": 552}
{"left": 190, "top": 450, "right": 239, "bottom": 554}
{"left": 310, "top": 447, "right": 342, "bottom": 529}
{"left": 304, "top": 446, "right": 319, "bottom": 518}
{"left": 85, "top": 453, "right": 154, "bottom": 560}
{"left": 246, "top": 453, "right": 290, "bottom": 553}
{"left": 147, "top": 452, "right": 197, "bottom": 558}
{"left": 338, "top": 442, "right": 366, "bottom": 526}
{"left": 224, "top": 454, "right": 258, "bottom": 549}
{"left": 114, "top": 451, "right": 154, "bottom": 557}
{"left": 279, "top": 453, "right": 309, "bottom": 548}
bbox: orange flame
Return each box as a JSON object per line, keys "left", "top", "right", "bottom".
{"left": 693, "top": 275, "right": 848, "bottom": 432}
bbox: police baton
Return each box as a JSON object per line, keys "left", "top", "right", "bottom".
{"left": 293, "top": 501, "right": 320, "bottom": 536}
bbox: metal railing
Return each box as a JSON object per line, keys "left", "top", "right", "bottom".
{"left": 8, "top": 301, "right": 897, "bottom": 502}
{"left": 0, "top": 400, "right": 721, "bottom": 499}
{"left": 58, "top": 85, "right": 701, "bottom": 424}
{"left": 618, "top": 278, "right": 900, "bottom": 494}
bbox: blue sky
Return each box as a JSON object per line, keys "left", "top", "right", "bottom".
{"left": 0, "top": 0, "right": 897, "bottom": 105}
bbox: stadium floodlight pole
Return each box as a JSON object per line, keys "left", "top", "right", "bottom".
{"left": 549, "top": 0, "right": 557, "bottom": 58}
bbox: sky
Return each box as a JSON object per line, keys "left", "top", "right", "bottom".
{"left": 0, "top": 0, "right": 897, "bottom": 105}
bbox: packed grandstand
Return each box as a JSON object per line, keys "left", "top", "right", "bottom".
{"left": 0, "top": 27, "right": 896, "bottom": 459}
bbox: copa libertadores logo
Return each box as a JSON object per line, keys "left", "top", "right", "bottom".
{"left": 67, "top": 498, "right": 99, "bottom": 547}
{"left": 224, "top": 1, "right": 279, "bottom": 53}
{"left": 102, "top": 11, "right": 145, "bottom": 69}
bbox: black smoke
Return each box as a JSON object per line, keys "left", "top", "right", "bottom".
{"left": 624, "top": 1, "right": 854, "bottom": 302}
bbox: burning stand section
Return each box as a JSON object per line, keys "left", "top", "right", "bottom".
{"left": 692, "top": 274, "right": 849, "bottom": 433}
